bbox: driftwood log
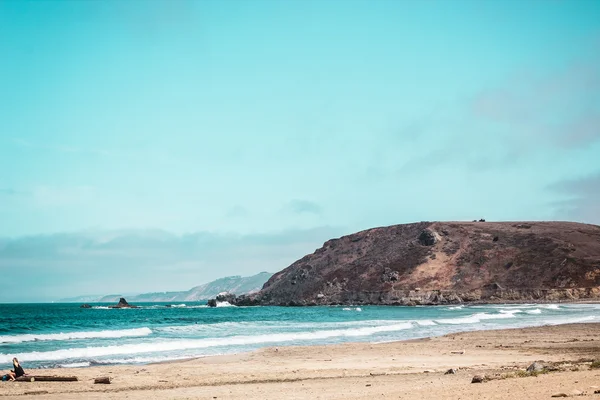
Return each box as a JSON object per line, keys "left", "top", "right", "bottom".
{"left": 94, "top": 376, "right": 111, "bottom": 384}
{"left": 15, "top": 375, "right": 78, "bottom": 382}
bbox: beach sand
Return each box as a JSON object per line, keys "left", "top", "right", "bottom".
{"left": 2, "top": 323, "right": 599, "bottom": 399}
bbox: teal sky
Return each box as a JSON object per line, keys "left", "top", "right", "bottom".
{"left": 1, "top": 0, "right": 599, "bottom": 302}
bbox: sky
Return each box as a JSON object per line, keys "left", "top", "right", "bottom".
{"left": 1, "top": 0, "right": 599, "bottom": 302}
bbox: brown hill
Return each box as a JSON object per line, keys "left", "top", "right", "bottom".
{"left": 228, "top": 221, "right": 600, "bottom": 306}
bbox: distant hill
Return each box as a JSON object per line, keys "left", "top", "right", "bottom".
{"left": 225, "top": 221, "right": 600, "bottom": 306}
{"left": 57, "top": 295, "right": 104, "bottom": 303}
{"left": 60, "top": 272, "right": 273, "bottom": 303}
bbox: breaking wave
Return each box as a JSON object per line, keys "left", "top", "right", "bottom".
{"left": 435, "top": 312, "right": 518, "bottom": 325}
{"left": 525, "top": 309, "right": 542, "bottom": 314}
{"left": 0, "top": 327, "right": 152, "bottom": 344}
{"left": 1, "top": 323, "right": 413, "bottom": 363}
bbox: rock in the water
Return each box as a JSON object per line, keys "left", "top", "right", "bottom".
{"left": 207, "top": 299, "right": 217, "bottom": 307}
{"left": 418, "top": 229, "right": 437, "bottom": 246}
{"left": 80, "top": 304, "right": 92, "bottom": 308}
{"left": 526, "top": 362, "right": 544, "bottom": 373}
{"left": 109, "top": 298, "right": 138, "bottom": 309}
{"left": 215, "top": 292, "right": 237, "bottom": 303}
{"left": 445, "top": 368, "right": 457, "bottom": 375}
{"left": 471, "top": 375, "right": 485, "bottom": 383}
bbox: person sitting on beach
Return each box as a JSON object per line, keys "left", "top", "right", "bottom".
{"left": 6, "top": 358, "right": 25, "bottom": 381}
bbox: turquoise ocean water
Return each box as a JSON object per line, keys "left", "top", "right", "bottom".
{"left": 1, "top": 302, "right": 598, "bottom": 369}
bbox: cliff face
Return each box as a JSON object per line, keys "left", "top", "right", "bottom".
{"left": 230, "top": 222, "right": 600, "bottom": 306}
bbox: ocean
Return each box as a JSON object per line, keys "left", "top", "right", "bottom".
{"left": 1, "top": 302, "right": 598, "bottom": 369}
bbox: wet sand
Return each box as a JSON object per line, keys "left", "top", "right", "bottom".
{"left": 2, "top": 323, "right": 599, "bottom": 399}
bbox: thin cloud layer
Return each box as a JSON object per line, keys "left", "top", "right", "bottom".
{"left": 285, "top": 199, "right": 322, "bottom": 215}
{"left": 0, "top": 226, "right": 343, "bottom": 302}
{"left": 471, "top": 54, "right": 600, "bottom": 149}
{"left": 548, "top": 173, "right": 600, "bottom": 224}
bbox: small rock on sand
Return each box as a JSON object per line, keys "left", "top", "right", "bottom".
{"left": 526, "top": 362, "right": 544, "bottom": 373}
{"left": 445, "top": 368, "right": 457, "bottom": 375}
{"left": 551, "top": 394, "right": 568, "bottom": 398}
{"left": 471, "top": 375, "right": 485, "bottom": 383}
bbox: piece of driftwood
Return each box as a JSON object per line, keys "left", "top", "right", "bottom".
{"left": 15, "top": 375, "right": 78, "bottom": 382}
{"left": 94, "top": 376, "right": 111, "bottom": 384}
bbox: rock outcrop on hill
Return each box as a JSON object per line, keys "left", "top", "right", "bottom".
{"left": 225, "top": 221, "right": 600, "bottom": 306}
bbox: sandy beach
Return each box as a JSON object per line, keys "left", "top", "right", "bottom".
{"left": 1, "top": 323, "right": 598, "bottom": 399}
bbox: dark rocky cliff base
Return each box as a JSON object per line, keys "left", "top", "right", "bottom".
{"left": 225, "top": 221, "right": 600, "bottom": 306}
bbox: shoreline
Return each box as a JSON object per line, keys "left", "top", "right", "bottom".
{"left": 3, "top": 302, "right": 599, "bottom": 370}
{"left": 2, "top": 323, "right": 599, "bottom": 399}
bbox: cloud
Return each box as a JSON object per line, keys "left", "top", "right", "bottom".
{"left": 471, "top": 55, "right": 600, "bottom": 149}
{"left": 1, "top": 184, "right": 98, "bottom": 208}
{"left": 30, "top": 185, "right": 97, "bottom": 207}
{"left": 375, "top": 44, "right": 600, "bottom": 180}
{"left": 0, "top": 226, "right": 344, "bottom": 302}
{"left": 285, "top": 199, "right": 322, "bottom": 215}
{"left": 0, "top": 188, "right": 26, "bottom": 196}
{"left": 12, "top": 138, "right": 120, "bottom": 157}
{"left": 548, "top": 172, "right": 600, "bottom": 224}
{"left": 224, "top": 205, "right": 249, "bottom": 218}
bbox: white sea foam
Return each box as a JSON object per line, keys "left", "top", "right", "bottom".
{"left": 435, "top": 312, "right": 517, "bottom": 325}
{"left": 0, "top": 327, "right": 152, "bottom": 344}
{"left": 543, "top": 304, "right": 560, "bottom": 310}
{"left": 0, "top": 323, "right": 414, "bottom": 363}
{"left": 171, "top": 304, "right": 187, "bottom": 308}
{"left": 355, "top": 307, "right": 362, "bottom": 312}
{"left": 414, "top": 320, "right": 436, "bottom": 326}
{"left": 525, "top": 309, "right": 542, "bottom": 314}
{"left": 543, "top": 315, "right": 595, "bottom": 325}
{"left": 447, "top": 306, "right": 464, "bottom": 310}
{"left": 215, "top": 301, "right": 235, "bottom": 307}
{"left": 156, "top": 319, "right": 415, "bottom": 335}
{"left": 59, "top": 362, "right": 91, "bottom": 368}
{"left": 342, "top": 308, "right": 352, "bottom": 311}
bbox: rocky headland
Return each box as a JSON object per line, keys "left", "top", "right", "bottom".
{"left": 221, "top": 221, "right": 600, "bottom": 306}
